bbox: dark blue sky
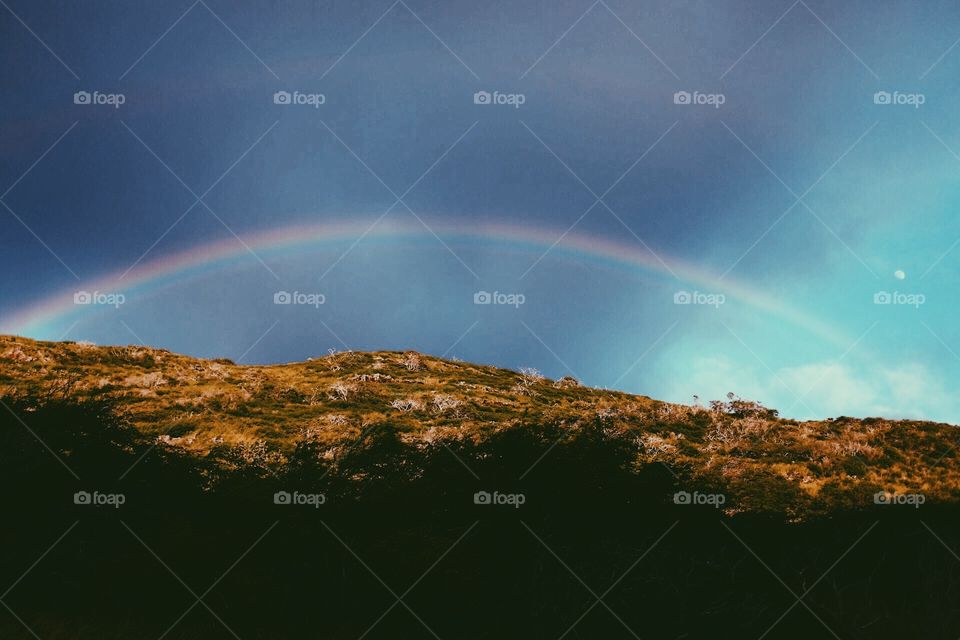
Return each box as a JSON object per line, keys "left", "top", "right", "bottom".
{"left": 4, "top": 0, "right": 960, "bottom": 421}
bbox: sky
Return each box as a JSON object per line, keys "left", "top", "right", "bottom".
{"left": 3, "top": 0, "right": 960, "bottom": 422}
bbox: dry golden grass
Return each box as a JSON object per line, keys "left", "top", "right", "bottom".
{"left": 2, "top": 334, "right": 959, "bottom": 516}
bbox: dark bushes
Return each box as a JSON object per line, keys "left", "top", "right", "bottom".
{"left": 0, "top": 397, "right": 958, "bottom": 639}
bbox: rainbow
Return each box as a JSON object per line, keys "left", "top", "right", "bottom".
{"left": 2, "top": 218, "right": 847, "bottom": 346}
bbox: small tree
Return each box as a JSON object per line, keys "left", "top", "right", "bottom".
{"left": 711, "top": 392, "right": 778, "bottom": 419}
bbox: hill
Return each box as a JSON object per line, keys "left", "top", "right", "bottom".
{"left": 3, "top": 335, "right": 960, "bottom": 638}
{"left": 2, "top": 334, "right": 958, "bottom": 518}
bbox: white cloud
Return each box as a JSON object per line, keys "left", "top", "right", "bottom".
{"left": 657, "top": 355, "right": 959, "bottom": 424}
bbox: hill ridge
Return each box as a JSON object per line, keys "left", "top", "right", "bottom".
{"left": 2, "top": 334, "right": 958, "bottom": 517}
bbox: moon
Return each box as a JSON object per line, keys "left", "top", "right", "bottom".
{"left": 894, "top": 270, "right": 906, "bottom": 280}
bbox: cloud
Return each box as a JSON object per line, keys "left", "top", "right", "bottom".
{"left": 659, "top": 355, "right": 959, "bottom": 424}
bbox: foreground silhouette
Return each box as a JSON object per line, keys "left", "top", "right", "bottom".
{"left": 1, "top": 393, "right": 958, "bottom": 639}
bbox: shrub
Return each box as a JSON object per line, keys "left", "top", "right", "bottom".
{"left": 432, "top": 394, "right": 462, "bottom": 414}
{"left": 519, "top": 367, "right": 544, "bottom": 385}
{"left": 390, "top": 397, "right": 424, "bottom": 413}
{"left": 553, "top": 375, "right": 580, "bottom": 389}
{"left": 403, "top": 352, "right": 422, "bottom": 371}
{"left": 328, "top": 381, "right": 358, "bottom": 401}
{"left": 710, "top": 392, "right": 778, "bottom": 419}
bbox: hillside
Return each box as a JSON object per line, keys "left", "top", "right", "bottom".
{"left": 3, "top": 335, "right": 960, "bottom": 639}
{"left": 2, "top": 334, "right": 958, "bottom": 518}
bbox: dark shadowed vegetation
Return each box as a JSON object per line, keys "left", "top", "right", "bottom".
{"left": 0, "top": 389, "right": 958, "bottom": 639}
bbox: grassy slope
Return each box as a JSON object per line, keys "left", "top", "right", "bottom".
{"left": 2, "top": 334, "right": 959, "bottom": 516}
